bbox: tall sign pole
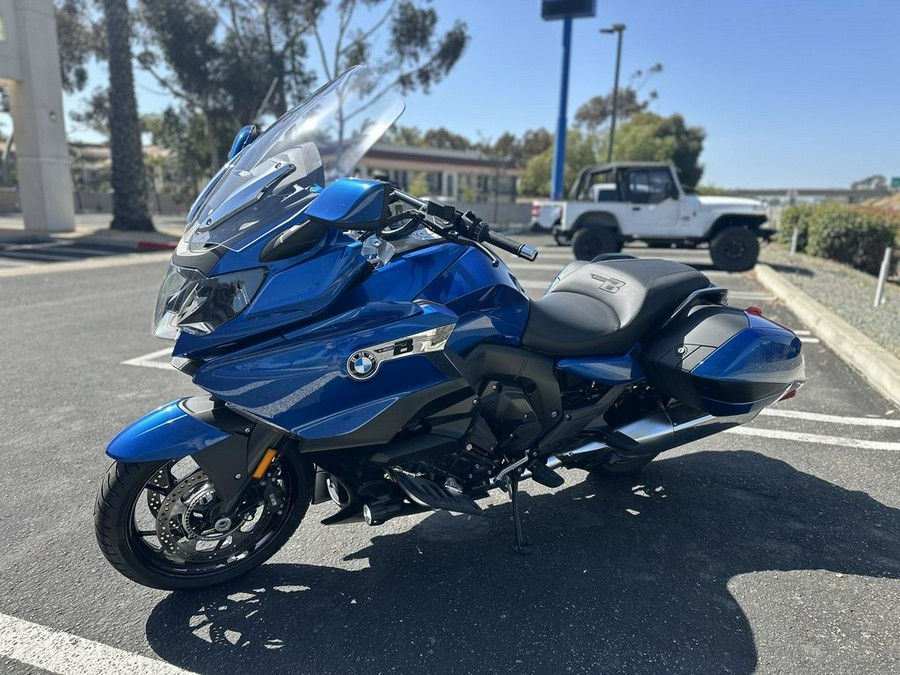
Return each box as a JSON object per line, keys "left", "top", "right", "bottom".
{"left": 542, "top": 0, "right": 597, "bottom": 200}
{"left": 551, "top": 17, "right": 572, "bottom": 200}
{"left": 601, "top": 23, "right": 626, "bottom": 163}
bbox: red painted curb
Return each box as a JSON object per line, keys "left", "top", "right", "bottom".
{"left": 136, "top": 240, "right": 178, "bottom": 251}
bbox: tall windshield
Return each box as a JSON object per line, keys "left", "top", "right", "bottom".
{"left": 181, "top": 65, "right": 405, "bottom": 253}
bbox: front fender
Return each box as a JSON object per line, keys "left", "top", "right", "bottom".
{"left": 106, "top": 397, "right": 285, "bottom": 509}
{"left": 106, "top": 399, "right": 232, "bottom": 462}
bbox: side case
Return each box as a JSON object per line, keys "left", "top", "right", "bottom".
{"left": 641, "top": 306, "right": 805, "bottom": 416}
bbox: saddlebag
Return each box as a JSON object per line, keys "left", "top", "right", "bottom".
{"left": 641, "top": 305, "right": 804, "bottom": 416}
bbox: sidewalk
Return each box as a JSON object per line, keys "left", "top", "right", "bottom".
{"left": 755, "top": 244, "right": 900, "bottom": 409}
{"left": 0, "top": 213, "right": 186, "bottom": 250}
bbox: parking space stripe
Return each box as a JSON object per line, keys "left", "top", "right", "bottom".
{"left": 122, "top": 348, "right": 174, "bottom": 370}
{"left": 0, "top": 251, "right": 171, "bottom": 278}
{"left": 0, "top": 612, "right": 196, "bottom": 675}
{"left": 759, "top": 408, "right": 900, "bottom": 428}
{"left": 726, "top": 426, "right": 900, "bottom": 451}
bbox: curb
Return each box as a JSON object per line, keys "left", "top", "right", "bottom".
{"left": 73, "top": 234, "right": 179, "bottom": 252}
{"left": 755, "top": 264, "right": 900, "bottom": 410}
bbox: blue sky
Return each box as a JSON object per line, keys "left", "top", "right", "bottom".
{"left": 62, "top": 0, "right": 900, "bottom": 188}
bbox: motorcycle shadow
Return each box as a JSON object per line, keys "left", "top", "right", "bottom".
{"left": 145, "top": 450, "right": 900, "bottom": 674}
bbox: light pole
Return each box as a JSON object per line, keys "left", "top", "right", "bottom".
{"left": 600, "top": 23, "right": 626, "bottom": 164}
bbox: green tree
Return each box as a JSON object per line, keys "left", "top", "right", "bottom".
{"left": 574, "top": 88, "right": 652, "bottom": 131}
{"left": 422, "top": 127, "right": 471, "bottom": 150}
{"left": 137, "top": 0, "right": 469, "bottom": 173}
{"left": 103, "top": 0, "right": 153, "bottom": 230}
{"left": 383, "top": 125, "right": 424, "bottom": 146}
{"left": 611, "top": 112, "right": 706, "bottom": 187}
{"left": 519, "top": 130, "right": 597, "bottom": 197}
{"left": 142, "top": 109, "right": 211, "bottom": 200}
{"left": 574, "top": 64, "right": 662, "bottom": 132}
{"left": 55, "top": 0, "right": 104, "bottom": 93}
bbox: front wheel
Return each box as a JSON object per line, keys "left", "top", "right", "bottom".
{"left": 94, "top": 452, "right": 310, "bottom": 590}
{"left": 709, "top": 227, "right": 760, "bottom": 271}
{"left": 572, "top": 227, "right": 621, "bottom": 261}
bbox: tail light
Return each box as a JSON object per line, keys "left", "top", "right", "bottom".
{"left": 531, "top": 203, "right": 540, "bottom": 218}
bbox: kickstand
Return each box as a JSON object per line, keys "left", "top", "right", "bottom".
{"left": 508, "top": 473, "right": 532, "bottom": 555}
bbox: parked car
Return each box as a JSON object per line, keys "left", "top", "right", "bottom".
{"left": 531, "top": 162, "right": 772, "bottom": 271}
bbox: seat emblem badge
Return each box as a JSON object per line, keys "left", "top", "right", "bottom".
{"left": 347, "top": 350, "right": 379, "bottom": 380}
{"left": 590, "top": 273, "right": 626, "bottom": 294}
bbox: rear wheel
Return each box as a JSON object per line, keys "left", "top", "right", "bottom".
{"left": 710, "top": 227, "right": 759, "bottom": 271}
{"left": 572, "top": 227, "right": 621, "bottom": 261}
{"left": 94, "top": 452, "right": 310, "bottom": 590}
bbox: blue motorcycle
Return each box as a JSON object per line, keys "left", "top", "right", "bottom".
{"left": 95, "top": 67, "right": 804, "bottom": 590}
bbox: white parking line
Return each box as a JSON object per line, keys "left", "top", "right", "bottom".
{"left": 759, "top": 408, "right": 900, "bottom": 428}
{"left": 726, "top": 426, "right": 900, "bottom": 451}
{"left": 0, "top": 611, "right": 196, "bottom": 675}
{"left": 122, "top": 347, "right": 173, "bottom": 370}
{"left": 0, "top": 251, "right": 171, "bottom": 278}
{"left": 725, "top": 292, "right": 776, "bottom": 302}
{"left": 508, "top": 263, "right": 569, "bottom": 273}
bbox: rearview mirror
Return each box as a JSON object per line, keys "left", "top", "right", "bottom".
{"left": 304, "top": 178, "right": 391, "bottom": 230}
{"left": 227, "top": 125, "right": 259, "bottom": 161}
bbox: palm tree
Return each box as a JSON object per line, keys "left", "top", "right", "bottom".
{"left": 103, "top": 0, "right": 153, "bottom": 231}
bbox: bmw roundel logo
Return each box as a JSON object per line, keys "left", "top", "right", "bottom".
{"left": 347, "top": 350, "right": 379, "bottom": 380}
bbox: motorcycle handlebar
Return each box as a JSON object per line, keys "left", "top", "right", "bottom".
{"left": 483, "top": 229, "right": 539, "bottom": 262}
{"left": 391, "top": 189, "right": 538, "bottom": 262}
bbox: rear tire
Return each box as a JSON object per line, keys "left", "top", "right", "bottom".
{"left": 710, "top": 227, "right": 759, "bottom": 271}
{"left": 572, "top": 227, "right": 621, "bottom": 261}
{"left": 95, "top": 453, "right": 310, "bottom": 591}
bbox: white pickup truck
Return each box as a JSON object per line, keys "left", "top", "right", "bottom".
{"left": 530, "top": 162, "right": 772, "bottom": 271}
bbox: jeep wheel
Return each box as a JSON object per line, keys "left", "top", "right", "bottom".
{"left": 572, "top": 227, "right": 621, "bottom": 261}
{"left": 710, "top": 227, "right": 759, "bottom": 272}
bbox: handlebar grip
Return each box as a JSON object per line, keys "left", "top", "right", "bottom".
{"left": 485, "top": 230, "right": 539, "bottom": 261}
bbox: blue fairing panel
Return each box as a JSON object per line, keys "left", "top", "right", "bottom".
{"left": 418, "top": 247, "right": 530, "bottom": 354}
{"left": 192, "top": 301, "right": 460, "bottom": 440}
{"left": 106, "top": 400, "right": 229, "bottom": 462}
{"left": 175, "top": 229, "right": 368, "bottom": 358}
{"left": 557, "top": 353, "right": 644, "bottom": 385}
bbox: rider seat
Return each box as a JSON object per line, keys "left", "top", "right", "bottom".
{"left": 521, "top": 258, "right": 711, "bottom": 356}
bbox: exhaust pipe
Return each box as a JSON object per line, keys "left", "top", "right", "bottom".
{"left": 554, "top": 403, "right": 759, "bottom": 468}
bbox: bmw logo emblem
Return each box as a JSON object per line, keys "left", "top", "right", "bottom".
{"left": 347, "top": 350, "right": 379, "bottom": 380}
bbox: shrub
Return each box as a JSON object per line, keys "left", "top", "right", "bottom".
{"left": 775, "top": 204, "right": 818, "bottom": 251}
{"left": 806, "top": 204, "right": 899, "bottom": 275}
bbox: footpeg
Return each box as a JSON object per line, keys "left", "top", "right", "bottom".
{"left": 390, "top": 470, "right": 483, "bottom": 516}
{"left": 528, "top": 461, "right": 564, "bottom": 488}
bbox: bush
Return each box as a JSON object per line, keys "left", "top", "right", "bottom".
{"left": 805, "top": 204, "right": 899, "bottom": 275}
{"left": 775, "top": 204, "right": 818, "bottom": 251}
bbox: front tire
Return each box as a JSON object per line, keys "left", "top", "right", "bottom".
{"left": 572, "top": 227, "right": 621, "bottom": 261}
{"left": 95, "top": 452, "right": 310, "bottom": 591}
{"left": 710, "top": 227, "right": 759, "bottom": 271}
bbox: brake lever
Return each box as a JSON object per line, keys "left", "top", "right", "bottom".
{"left": 468, "top": 240, "right": 501, "bottom": 267}
{"left": 433, "top": 225, "right": 501, "bottom": 268}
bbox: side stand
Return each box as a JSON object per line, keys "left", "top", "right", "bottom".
{"left": 508, "top": 474, "right": 532, "bottom": 555}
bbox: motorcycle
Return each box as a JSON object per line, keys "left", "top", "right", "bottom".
{"left": 95, "top": 66, "right": 805, "bottom": 590}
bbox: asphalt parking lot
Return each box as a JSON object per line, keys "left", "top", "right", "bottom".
{"left": 0, "top": 235, "right": 898, "bottom": 674}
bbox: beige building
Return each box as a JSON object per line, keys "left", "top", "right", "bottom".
{"left": 359, "top": 143, "right": 523, "bottom": 202}
{"left": 0, "top": 0, "right": 74, "bottom": 231}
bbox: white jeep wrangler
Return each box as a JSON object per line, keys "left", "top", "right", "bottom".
{"left": 530, "top": 162, "right": 772, "bottom": 271}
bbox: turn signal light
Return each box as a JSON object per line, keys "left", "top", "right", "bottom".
{"left": 252, "top": 448, "right": 278, "bottom": 479}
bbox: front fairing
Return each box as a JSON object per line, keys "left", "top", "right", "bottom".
{"left": 171, "top": 227, "right": 370, "bottom": 358}
{"left": 156, "top": 65, "right": 405, "bottom": 343}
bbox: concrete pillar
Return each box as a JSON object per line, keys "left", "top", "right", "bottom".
{"left": 0, "top": 0, "right": 74, "bottom": 232}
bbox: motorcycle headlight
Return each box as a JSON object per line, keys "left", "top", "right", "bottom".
{"left": 154, "top": 266, "right": 266, "bottom": 339}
